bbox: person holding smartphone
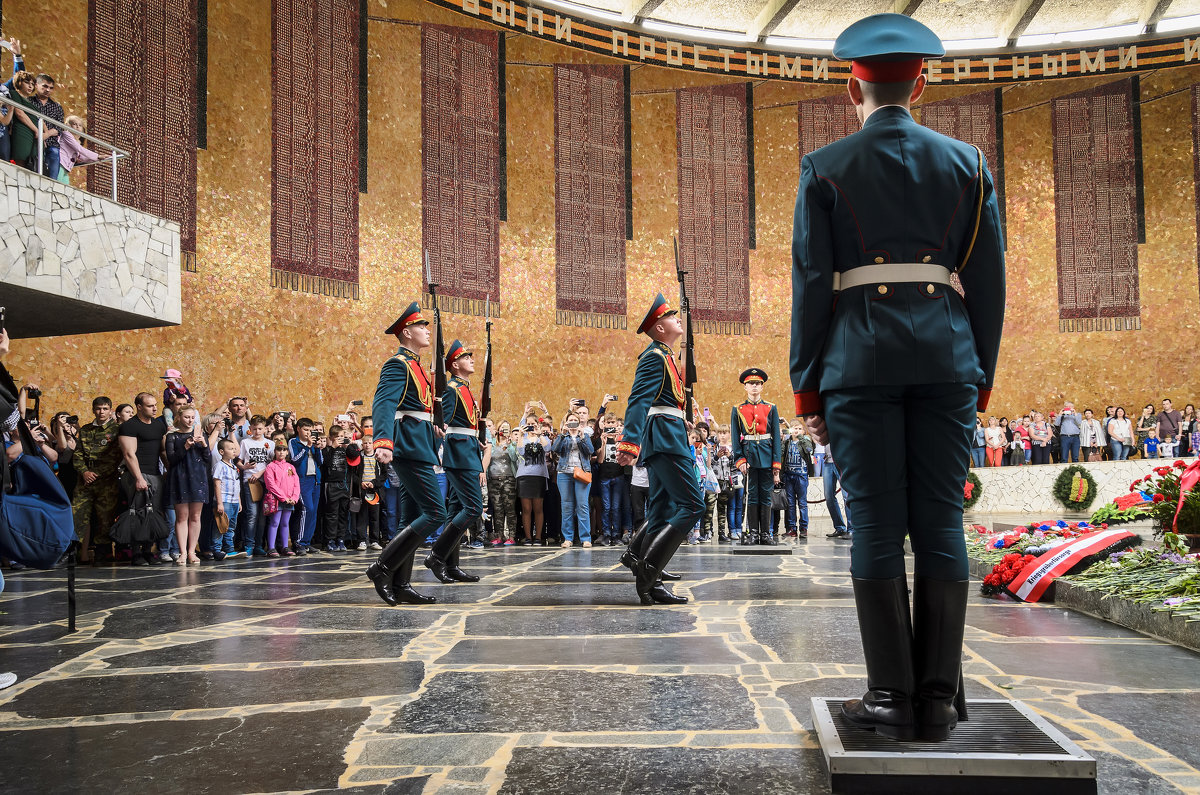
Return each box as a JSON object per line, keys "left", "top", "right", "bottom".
{"left": 553, "top": 412, "right": 594, "bottom": 548}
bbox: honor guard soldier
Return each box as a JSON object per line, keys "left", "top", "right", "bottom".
{"left": 365, "top": 302, "right": 447, "bottom": 606}
{"left": 731, "top": 369, "right": 781, "bottom": 546}
{"left": 790, "top": 14, "right": 1005, "bottom": 742}
{"left": 616, "top": 293, "right": 704, "bottom": 605}
{"left": 424, "top": 339, "right": 485, "bottom": 584}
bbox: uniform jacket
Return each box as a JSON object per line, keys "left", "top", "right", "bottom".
{"left": 619, "top": 340, "right": 690, "bottom": 464}
{"left": 731, "top": 401, "right": 781, "bottom": 471}
{"left": 790, "top": 105, "right": 1005, "bottom": 416}
{"left": 371, "top": 347, "right": 438, "bottom": 465}
{"left": 440, "top": 375, "right": 483, "bottom": 472}
{"left": 74, "top": 418, "right": 120, "bottom": 477}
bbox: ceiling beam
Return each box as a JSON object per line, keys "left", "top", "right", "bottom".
{"left": 748, "top": 0, "right": 802, "bottom": 39}
{"left": 895, "top": 0, "right": 923, "bottom": 16}
{"left": 1141, "top": 0, "right": 1174, "bottom": 28}
{"left": 1003, "top": 0, "right": 1046, "bottom": 43}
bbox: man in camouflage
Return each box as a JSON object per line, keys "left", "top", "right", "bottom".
{"left": 72, "top": 396, "right": 122, "bottom": 560}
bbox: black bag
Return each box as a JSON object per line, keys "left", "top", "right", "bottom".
{"left": 771, "top": 486, "right": 787, "bottom": 511}
{"left": 0, "top": 420, "right": 77, "bottom": 568}
{"left": 110, "top": 484, "right": 170, "bottom": 544}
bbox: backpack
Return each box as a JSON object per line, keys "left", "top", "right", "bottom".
{"left": 0, "top": 420, "right": 77, "bottom": 568}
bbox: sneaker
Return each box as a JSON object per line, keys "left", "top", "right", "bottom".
{"left": 145, "top": 553, "right": 161, "bottom": 565}
{"left": 197, "top": 551, "right": 213, "bottom": 561}
{"left": 253, "top": 547, "right": 268, "bottom": 557}
{"left": 356, "top": 541, "right": 367, "bottom": 551}
{"left": 561, "top": 540, "right": 573, "bottom": 549}
{"left": 503, "top": 538, "right": 515, "bottom": 546}
{"left": 369, "top": 541, "right": 382, "bottom": 550}
{"left": 491, "top": 538, "right": 504, "bottom": 547}
{"left": 160, "top": 552, "right": 174, "bottom": 563}
{"left": 466, "top": 539, "right": 483, "bottom": 549}
{"left": 326, "top": 542, "right": 338, "bottom": 552}
{"left": 282, "top": 548, "right": 295, "bottom": 556}
{"left": 338, "top": 541, "right": 350, "bottom": 552}
{"left": 213, "top": 550, "right": 227, "bottom": 561}
{"left": 268, "top": 550, "right": 280, "bottom": 558}
{"left": 132, "top": 555, "right": 148, "bottom": 566}
{"left": 227, "top": 549, "right": 247, "bottom": 559}
{"left": 582, "top": 541, "right": 592, "bottom": 548}
{"left": 593, "top": 537, "right": 607, "bottom": 547}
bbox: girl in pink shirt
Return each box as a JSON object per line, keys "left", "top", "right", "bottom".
{"left": 263, "top": 445, "right": 300, "bottom": 556}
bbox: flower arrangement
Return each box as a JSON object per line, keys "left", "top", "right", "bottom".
{"left": 1063, "top": 546, "right": 1200, "bottom": 620}
{"left": 972, "top": 519, "right": 1113, "bottom": 596}
{"left": 981, "top": 552, "right": 1038, "bottom": 595}
{"left": 1052, "top": 464, "right": 1098, "bottom": 511}
{"left": 963, "top": 471, "right": 983, "bottom": 511}
{"left": 1122, "top": 460, "right": 1200, "bottom": 552}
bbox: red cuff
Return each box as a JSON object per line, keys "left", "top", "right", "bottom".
{"left": 617, "top": 440, "right": 640, "bottom": 457}
{"left": 977, "top": 388, "right": 992, "bottom": 412}
{"left": 772, "top": 462, "right": 781, "bottom": 470}
{"left": 795, "top": 390, "right": 822, "bottom": 416}
{"left": 735, "top": 457, "right": 747, "bottom": 469}
{"left": 373, "top": 439, "right": 394, "bottom": 451}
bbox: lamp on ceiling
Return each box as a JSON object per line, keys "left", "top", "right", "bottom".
{"left": 1156, "top": 13, "right": 1200, "bottom": 33}
{"left": 1016, "top": 22, "right": 1145, "bottom": 47}
{"left": 536, "top": 0, "right": 627, "bottom": 24}
{"left": 640, "top": 18, "right": 753, "bottom": 44}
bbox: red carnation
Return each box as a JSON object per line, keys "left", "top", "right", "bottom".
{"left": 1101, "top": 523, "right": 1108, "bottom": 529}
{"left": 1023, "top": 555, "right": 1037, "bottom": 564}
{"left": 964, "top": 481, "right": 975, "bottom": 499}
{"left": 1153, "top": 493, "right": 1166, "bottom": 503}
{"left": 1001, "top": 570, "right": 1016, "bottom": 584}
{"left": 1176, "top": 460, "right": 1188, "bottom": 469}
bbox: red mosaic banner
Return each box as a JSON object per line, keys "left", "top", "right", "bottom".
{"left": 1052, "top": 78, "right": 1141, "bottom": 331}
{"left": 798, "top": 93, "right": 857, "bottom": 158}
{"left": 1193, "top": 84, "right": 1200, "bottom": 302}
{"left": 677, "top": 83, "right": 751, "bottom": 334}
{"left": 88, "top": 0, "right": 198, "bottom": 270}
{"left": 421, "top": 24, "right": 502, "bottom": 316}
{"left": 270, "top": 0, "right": 361, "bottom": 298}
{"left": 554, "top": 64, "right": 627, "bottom": 329}
{"left": 921, "top": 89, "right": 1005, "bottom": 236}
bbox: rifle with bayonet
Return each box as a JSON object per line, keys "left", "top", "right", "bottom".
{"left": 673, "top": 236, "right": 697, "bottom": 424}
{"left": 478, "top": 294, "right": 493, "bottom": 444}
{"left": 424, "top": 252, "right": 447, "bottom": 427}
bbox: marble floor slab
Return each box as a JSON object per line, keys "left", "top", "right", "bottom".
{"left": 1, "top": 525, "right": 1197, "bottom": 794}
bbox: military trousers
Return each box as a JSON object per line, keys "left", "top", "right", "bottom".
{"left": 392, "top": 460, "right": 447, "bottom": 540}
{"left": 72, "top": 476, "right": 119, "bottom": 544}
{"left": 487, "top": 472, "right": 518, "bottom": 540}
{"left": 443, "top": 467, "right": 484, "bottom": 534}
{"left": 746, "top": 467, "right": 773, "bottom": 508}
{"left": 644, "top": 453, "right": 705, "bottom": 535}
{"left": 823, "top": 383, "right": 976, "bottom": 581}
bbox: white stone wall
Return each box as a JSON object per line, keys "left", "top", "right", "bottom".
{"left": 0, "top": 161, "right": 181, "bottom": 325}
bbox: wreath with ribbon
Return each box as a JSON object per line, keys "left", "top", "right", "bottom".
{"left": 963, "top": 471, "right": 983, "bottom": 511}
{"left": 1053, "top": 464, "right": 1098, "bottom": 511}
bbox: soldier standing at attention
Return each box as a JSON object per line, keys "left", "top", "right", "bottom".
{"left": 616, "top": 293, "right": 704, "bottom": 606}
{"left": 365, "top": 302, "right": 446, "bottom": 606}
{"left": 424, "top": 339, "right": 488, "bottom": 584}
{"left": 731, "top": 369, "right": 781, "bottom": 546}
{"left": 791, "top": 14, "right": 1005, "bottom": 742}
{"left": 73, "top": 396, "right": 121, "bottom": 563}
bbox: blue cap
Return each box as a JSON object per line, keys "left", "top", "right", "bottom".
{"left": 834, "top": 13, "right": 944, "bottom": 81}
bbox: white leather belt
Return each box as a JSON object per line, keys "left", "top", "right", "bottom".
{"left": 395, "top": 410, "right": 433, "bottom": 422}
{"left": 444, "top": 426, "right": 478, "bottom": 436}
{"left": 648, "top": 406, "right": 685, "bottom": 419}
{"left": 742, "top": 433, "right": 771, "bottom": 441}
{"left": 833, "top": 263, "right": 953, "bottom": 292}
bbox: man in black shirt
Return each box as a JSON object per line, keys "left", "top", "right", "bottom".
{"left": 118, "top": 392, "right": 168, "bottom": 564}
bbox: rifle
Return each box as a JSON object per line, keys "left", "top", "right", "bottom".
{"left": 673, "top": 236, "right": 697, "bottom": 424}
{"left": 424, "top": 252, "right": 447, "bottom": 427}
{"left": 478, "top": 294, "right": 493, "bottom": 444}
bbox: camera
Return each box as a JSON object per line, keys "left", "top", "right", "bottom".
{"left": 605, "top": 394, "right": 619, "bottom": 402}
{"left": 524, "top": 424, "right": 535, "bottom": 433}
{"left": 223, "top": 417, "right": 233, "bottom": 429}
{"left": 312, "top": 429, "right": 323, "bottom": 439}
{"left": 26, "top": 387, "right": 41, "bottom": 400}
{"left": 281, "top": 411, "right": 291, "bottom": 420}
{"left": 351, "top": 400, "right": 364, "bottom": 406}
{"left": 66, "top": 414, "right": 78, "bottom": 425}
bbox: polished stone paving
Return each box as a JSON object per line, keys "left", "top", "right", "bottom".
{"left": 1, "top": 518, "right": 1198, "bottom": 794}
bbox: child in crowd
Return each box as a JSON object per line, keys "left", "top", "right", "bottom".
{"left": 212, "top": 439, "right": 241, "bottom": 558}
{"left": 1143, "top": 427, "right": 1160, "bottom": 460}
{"left": 353, "top": 417, "right": 383, "bottom": 550}
{"left": 727, "top": 432, "right": 745, "bottom": 540}
{"left": 238, "top": 416, "right": 275, "bottom": 556}
{"left": 262, "top": 443, "right": 300, "bottom": 556}
{"left": 320, "top": 426, "right": 359, "bottom": 552}
{"left": 712, "top": 428, "right": 734, "bottom": 543}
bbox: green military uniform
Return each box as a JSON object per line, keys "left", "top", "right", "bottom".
{"left": 72, "top": 419, "right": 121, "bottom": 544}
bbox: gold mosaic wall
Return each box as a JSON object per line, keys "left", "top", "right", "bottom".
{"left": 6, "top": 0, "right": 1200, "bottom": 425}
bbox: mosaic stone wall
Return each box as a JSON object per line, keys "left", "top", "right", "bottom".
{"left": 0, "top": 162, "right": 181, "bottom": 327}
{"left": 3, "top": 0, "right": 1200, "bottom": 426}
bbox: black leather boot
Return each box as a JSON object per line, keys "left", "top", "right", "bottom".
{"left": 760, "top": 505, "right": 777, "bottom": 546}
{"left": 392, "top": 549, "right": 437, "bottom": 604}
{"left": 621, "top": 522, "right": 679, "bottom": 580}
{"left": 913, "top": 577, "right": 969, "bottom": 742}
{"left": 424, "top": 524, "right": 466, "bottom": 583}
{"left": 841, "top": 576, "right": 916, "bottom": 741}
{"left": 446, "top": 541, "right": 480, "bottom": 583}
{"left": 636, "top": 525, "right": 689, "bottom": 605}
{"left": 740, "top": 510, "right": 758, "bottom": 545}
{"left": 367, "top": 528, "right": 427, "bottom": 606}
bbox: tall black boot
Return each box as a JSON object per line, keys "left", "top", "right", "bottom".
{"left": 620, "top": 521, "right": 679, "bottom": 580}
{"left": 636, "top": 525, "right": 689, "bottom": 605}
{"left": 446, "top": 540, "right": 480, "bottom": 583}
{"left": 913, "top": 577, "right": 969, "bottom": 742}
{"left": 425, "top": 524, "right": 467, "bottom": 583}
{"left": 392, "top": 547, "right": 437, "bottom": 604}
{"left": 841, "top": 576, "right": 916, "bottom": 741}
{"left": 366, "top": 528, "right": 432, "bottom": 606}
{"left": 740, "top": 508, "right": 758, "bottom": 545}
{"left": 760, "top": 505, "right": 777, "bottom": 546}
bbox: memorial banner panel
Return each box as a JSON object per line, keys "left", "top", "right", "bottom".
{"left": 798, "top": 93, "right": 857, "bottom": 158}
{"left": 677, "top": 83, "right": 751, "bottom": 334}
{"left": 271, "top": 0, "right": 361, "bottom": 298}
{"left": 922, "top": 89, "right": 1005, "bottom": 235}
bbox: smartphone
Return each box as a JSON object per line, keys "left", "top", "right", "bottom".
{"left": 336, "top": 414, "right": 352, "bottom": 423}
{"left": 351, "top": 400, "right": 364, "bottom": 406}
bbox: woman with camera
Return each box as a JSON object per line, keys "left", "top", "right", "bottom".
{"left": 515, "top": 414, "right": 551, "bottom": 545}
{"left": 553, "top": 411, "right": 594, "bottom": 548}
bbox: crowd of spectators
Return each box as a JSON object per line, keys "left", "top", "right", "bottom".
{"left": 1, "top": 37, "right": 101, "bottom": 183}
{"left": 972, "top": 400, "right": 1199, "bottom": 467}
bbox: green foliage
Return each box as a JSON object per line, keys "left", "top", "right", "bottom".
{"left": 1052, "top": 465, "right": 1097, "bottom": 511}
{"left": 963, "top": 471, "right": 983, "bottom": 511}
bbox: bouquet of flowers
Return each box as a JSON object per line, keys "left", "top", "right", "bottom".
{"left": 981, "top": 552, "right": 1038, "bottom": 595}
{"left": 1123, "top": 460, "right": 1200, "bottom": 552}
{"left": 973, "top": 520, "right": 1112, "bottom": 596}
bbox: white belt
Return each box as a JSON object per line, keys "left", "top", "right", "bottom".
{"left": 742, "top": 433, "right": 771, "bottom": 441}
{"left": 395, "top": 410, "right": 433, "bottom": 422}
{"left": 833, "top": 263, "right": 953, "bottom": 292}
{"left": 444, "top": 426, "right": 478, "bottom": 436}
{"left": 648, "top": 406, "right": 685, "bottom": 419}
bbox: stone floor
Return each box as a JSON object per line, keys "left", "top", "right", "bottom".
{"left": 1, "top": 518, "right": 1198, "bottom": 794}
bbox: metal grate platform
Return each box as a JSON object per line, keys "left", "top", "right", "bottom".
{"left": 812, "top": 697, "right": 1096, "bottom": 795}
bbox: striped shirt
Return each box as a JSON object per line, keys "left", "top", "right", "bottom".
{"left": 212, "top": 459, "right": 241, "bottom": 505}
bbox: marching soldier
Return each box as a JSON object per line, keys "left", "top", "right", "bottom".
{"left": 424, "top": 339, "right": 487, "bottom": 584}
{"left": 731, "top": 369, "right": 781, "bottom": 545}
{"left": 72, "top": 396, "right": 121, "bottom": 562}
{"left": 791, "top": 14, "right": 1005, "bottom": 742}
{"left": 616, "top": 293, "right": 704, "bottom": 605}
{"left": 366, "top": 302, "right": 446, "bottom": 606}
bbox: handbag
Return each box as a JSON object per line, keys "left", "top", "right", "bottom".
{"left": 0, "top": 420, "right": 77, "bottom": 568}
{"left": 572, "top": 466, "right": 592, "bottom": 484}
{"left": 248, "top": 479, "right": 265, "bottom": 502}
{"left": 771, "top": 486, "right": 787, "bottom": 511}
{"left": 348, "top": 497, "right": 363, "bottom": 513}
{"left": 109, "top": 482, "right": 171, "bottom": 545}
